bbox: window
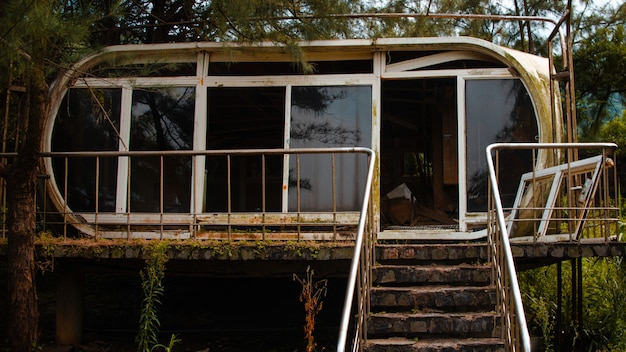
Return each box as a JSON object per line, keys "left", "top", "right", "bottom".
{"left": 52, "top": 88, "right": 121, "bottom": 212}
{"left": 289, "top": 85, "right": 372, "bottom": 211}
{"left": 465, "top": 79, "right": 538, "bottom": 212}
{"left": 129, "top": 87, "right": 195, "bottom": 212}
{"left": 205, "top": 87, "right": 285, "bottom": 212}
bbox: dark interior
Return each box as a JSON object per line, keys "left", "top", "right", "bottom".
{"left": 381, "top": 78, "right": 459, "bottom": 228}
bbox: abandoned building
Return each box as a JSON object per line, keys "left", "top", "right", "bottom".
{"left": 0, "top": 9, "right": 624, "bottom": 352}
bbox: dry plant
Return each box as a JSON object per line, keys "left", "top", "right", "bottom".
{"left": 294, "top": 266, "right": 328, "bottom": 352}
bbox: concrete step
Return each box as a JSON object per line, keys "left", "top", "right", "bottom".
{"left": 366, "top": 243, "right": 504, "bottom": 352}
{"left": 364, "top": 337, "right": 505, "bottom": 352}
{"left": 373, "top": 264, "right": 491, "bottom": 286}
{"left": 368, "top": 312, "right": 499, "bottom": 338}
{"left": 370, "top": 285, "right": 497, "bottom": 312}
{"left": 375, "top": 243, "right": 488, "bottom": 263}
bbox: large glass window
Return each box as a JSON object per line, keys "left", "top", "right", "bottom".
{"left": 205, "top": 87, "right": 285, "bottom": 212}
{"left": 289, "top": 85, "right": 372, "bottom": 211}
{"left": 465, "top": 79, "right": 538, "bottom": 212}
{"left": 130, "top": 87, "right": 195, "bottom": 212}
{"left": 52, "top": 88, "right": 121, "bottom": 212}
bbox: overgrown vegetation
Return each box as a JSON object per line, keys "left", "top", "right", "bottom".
{"left": 520, "top": 257, "right": 626, "bottom": 351}
{"left": 136, "top": 242, "right": 179, "bottom": 352}
{"left": 293, "top": 266, "right": 328, "bottom": 352}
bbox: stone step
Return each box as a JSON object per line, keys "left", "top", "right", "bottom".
{"left": 375, "top": 243, "right": 488, "bottom": 263}
{"left": 373, "top": 264, "right": 491, "bottom": 286}
{"left": 368, "top": 312, "right": 499, "bottom": 338}
{"left": 364, "top": 337, "right": 505, "bottom": 352}
{"left": 370, "top": 285, "right": 497, "bottom": 312}
{"left": 367, "top": 243, "right": 504, "bottom": 351}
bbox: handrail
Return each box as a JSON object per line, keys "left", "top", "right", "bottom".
{"left": 37, "top": 147, "right": 369, "bottom": 158}
{"left": 485, "top": 142, "right": 618, "bottom": 352}
{"left": 336, "top": 148, "right": 376, "bottom": 352}
{"left": 486, "top": 143, "right": 532, "bottom": 352}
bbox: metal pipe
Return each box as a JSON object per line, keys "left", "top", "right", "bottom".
{"left": 227, "top": 155, "right": 232, "bottom": 240}
{"left": 160, "top": 155, "right": 164, "bottom": 239}
{"left": 95, "top": 157, "right": 100, "bottom": 238}
{"left": 297, "top": 153, "right": 301, "bottom": 240}
{"left": 336, "top": 148, "right": 376, "bottom": 352}
{"left": 262, "top": 154, "right": 266, "bottom": 238}
{"left": 486, "top": 143, "right": 532, "bottom": 352}
{"left": 332, "top": 153, "right": 337, "bottom": 240}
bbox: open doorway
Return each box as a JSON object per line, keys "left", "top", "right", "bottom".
{"left": 381, "top": 78, "right": 459, "bottom": 229}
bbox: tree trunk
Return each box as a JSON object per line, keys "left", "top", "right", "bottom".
{"left": 5, "top": 53, "right": 48, "bottom": 351}
{"left": 6, "top": 172, "right": 39, "bottom": 351}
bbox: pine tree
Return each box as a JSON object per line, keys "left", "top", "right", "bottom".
{"left": 0, "top": 1, "right": 94, "bottom": 349}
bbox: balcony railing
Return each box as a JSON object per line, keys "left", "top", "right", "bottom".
{"left": 0, "top": 147, "right": 375, "bottom": 241}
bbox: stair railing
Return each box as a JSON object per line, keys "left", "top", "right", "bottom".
{"left": 337, "top": 148, "right": 376, "bottom": 352}
{"left": 486, "top": 142, "right": 618, "bottom": 351}
{"left": 486, "top": 143, "right": 532, "bottom": 352}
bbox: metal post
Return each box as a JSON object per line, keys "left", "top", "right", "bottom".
{"left": 556, "top": 261, "right": 562, "bottom": 351}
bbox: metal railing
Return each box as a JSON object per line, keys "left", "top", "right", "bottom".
{"left": 0, "top": 147, "right": 375, "bottom": 241}
{"left": 1, "top": 146, "right": 378, "bottom": 350}
{"left": 486, "top": 142, "right": 619, "bottom": 352}
{"left": 336, "top": 149, "right": 376, "bottom": 352}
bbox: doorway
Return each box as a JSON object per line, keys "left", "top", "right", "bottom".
{"left": 380, "top": 78, "right": 459, "bottom": 229}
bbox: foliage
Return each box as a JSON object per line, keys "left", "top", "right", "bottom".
{"left": 595, "top": 111, "right": 626, "bottom": 200}
{"left": 150, "top": 334, "right": 181, "bottom": 352}
{"left": 293, "top": 266, "right": 328, "bottom": 352}
{"left": 597, "top": 111, "right": 626, "bottom": 156}
{"left": 519, "top": 257, "right": 626, "bottom": 351}
{"left": 0, "top": 1, "right": 109, "bottom": 86}
{"left": 136, "top": 242, "right": 170, "bottom": 352}
{"left": 575, "top": 23, "right": 626, "bottom": 140}
{"left": 92, "top": 0, "right": 361, "bottom": 72}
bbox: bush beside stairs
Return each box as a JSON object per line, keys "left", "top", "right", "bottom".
{"left": 364, "top": 243, "right": 505, "bottom": 352}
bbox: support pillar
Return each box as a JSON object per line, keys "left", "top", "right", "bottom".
{"left": 56, "top": 264, "right": 83, "bottom": 346}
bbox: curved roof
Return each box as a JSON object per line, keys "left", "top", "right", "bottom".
{"left": 47, "top": 36, "right": 558, "bottom": 152}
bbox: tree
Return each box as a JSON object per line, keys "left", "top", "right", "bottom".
{"left": 575, "top": 21, "right": 626, "bottom": 139}
{"left": 0, "top": 1, "right": 95, "bottom": 349}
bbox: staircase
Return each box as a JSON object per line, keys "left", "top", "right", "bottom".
{"left": 364, "top": 243, "right": 505, "bottom": 352}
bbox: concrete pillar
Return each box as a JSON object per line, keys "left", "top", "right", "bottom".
{"left": 56, "top": 264, "right": 83, "bottom": 346}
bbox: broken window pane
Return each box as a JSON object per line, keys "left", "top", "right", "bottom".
{"left": 205, "top": 87, "right": 285, "bottom": 212}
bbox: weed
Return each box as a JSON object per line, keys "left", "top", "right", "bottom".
{"left": 35, "top": 231, "right": 56, "bottom": 273}
{"left": 253, "top": 241, "right": 266, "bottom": 257}
{"left": 150, "top": 334, "right": 181, "bottom": 352}
{"left": 212, "top": 241, "right": 233, "bottom": 257}
{"left": 308, "top": 247, "right": 320, "bottom": 259}
{"left": 293, "top": 266, "right": 327, "bottom": 352}
{"left": 136, "top": 241, "right": 170, "bottom": 352}
{"left": 520, "top": 257, "right": 626, "bottom": 351}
